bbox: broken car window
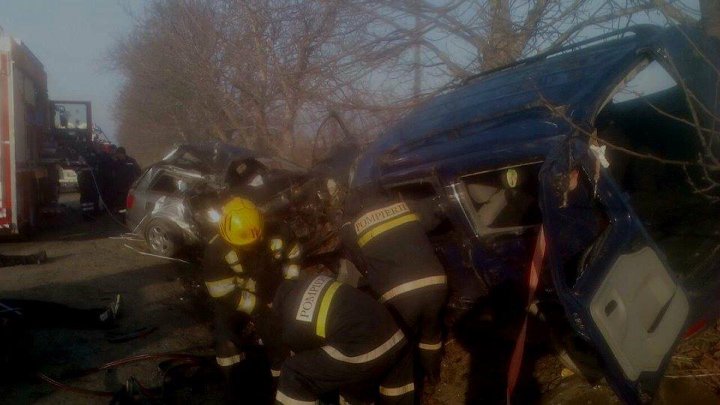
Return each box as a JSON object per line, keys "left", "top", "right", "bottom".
{"left": 150, "top": 173, "right": 179, "bottom": 194}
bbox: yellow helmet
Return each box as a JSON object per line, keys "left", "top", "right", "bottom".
{"left": 219, "top": 198, "right": 263, "bottom": 246}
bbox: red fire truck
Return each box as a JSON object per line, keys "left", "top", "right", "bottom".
{"left": 1, "top": 31, "right": 100, "bottom": 235}
{"left": 0, "top": 32, "right": 49, "bottom": 234}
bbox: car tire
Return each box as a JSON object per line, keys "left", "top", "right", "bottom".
{"left": 144, "top": 219, "right": 182, "bottom": 257}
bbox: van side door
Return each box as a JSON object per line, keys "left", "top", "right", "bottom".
{"left": 538, "top": 140, "right": 689, "bottom": 404}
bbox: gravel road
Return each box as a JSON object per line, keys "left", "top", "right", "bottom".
{"left": 0, "top": 201, "right": 213, "bottom": 404}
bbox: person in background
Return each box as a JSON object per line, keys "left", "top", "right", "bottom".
{"left": 78, "top": 145, "right": 101, "bottom": 219}
{"left": 111, "top": 147, "right": 141, "bottom": 212}
{"left": 96, "top": 143, "right": 116, "bottom": 210}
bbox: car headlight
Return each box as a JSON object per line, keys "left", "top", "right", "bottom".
{"left": 207, "top": 208, "right": 221, "bottom": 223}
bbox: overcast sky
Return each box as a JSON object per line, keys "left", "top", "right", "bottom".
{"left": 0, "top": 0, "right": 144, "bottom": 143}
{"left": 0, "top": 0, "right": 702, "bottom": 144}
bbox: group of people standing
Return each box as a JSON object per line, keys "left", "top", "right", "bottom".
{"left": 78, "top": 144, "right": 141, "bottom": 217}
{"left": 201, "top": 157, "right": 449, "bottom": 404}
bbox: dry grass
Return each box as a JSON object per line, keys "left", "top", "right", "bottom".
{"left": 424, "top": 320, "right": 720, "bottom": 404}
{"left": 667, "top": 320, "right": 720, "bottom": 393}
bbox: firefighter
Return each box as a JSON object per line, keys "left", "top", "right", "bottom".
{"left": 96, "top": 143, "right": 116, "bottom": 209}
{"left": 78, "top": 146, "right": 101, "bottom": 219}
{"left": 110, "top": 147, "right": 141, "bottom": 211}
{"left": 340, "top": 183, "right": 448, "bottom": 384}
{"left": 202, "top": 197, "right": 301, "bottom": 385}
{"left": 0, "top": 251, "right": 47, "bottom": 267}
{"left": 272, "top": 274, "right": 415, "bottom": 405}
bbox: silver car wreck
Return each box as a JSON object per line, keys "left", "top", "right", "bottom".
{"left": 125, "top": 143, "right": 306, "bottom": 257}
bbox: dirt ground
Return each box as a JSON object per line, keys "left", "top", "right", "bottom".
{"left": 0, "top": 198, "right": 216, "bottom": 404}
{"left": 427, "top": 325, "right": 720, "bottom": 405}
{"left": 1, "top": 196, "right": 719, "bottom": 404}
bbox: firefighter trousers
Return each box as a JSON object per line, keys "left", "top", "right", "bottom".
{"left": 386, "top": 285, "right": 447, "bottom": 382}
{"left": 276, "top": 334, "right": 415, "bottom": 405}
{"left": 78, "top": 169, "right": 100, "bottom": 215}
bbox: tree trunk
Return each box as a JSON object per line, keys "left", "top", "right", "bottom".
{"left": 700, "top": 0, "right": 720, "bottom": 40}
{"left": 412, "top": 0, "right": 422, "bottom": 98}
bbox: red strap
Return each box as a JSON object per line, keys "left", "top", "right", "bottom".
{"left": 506, "top": 226, "right": 546, "bottom": 404}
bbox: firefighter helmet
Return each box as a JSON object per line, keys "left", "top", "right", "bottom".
{"left": 219, "top": 198, "right": 263, "bottom": 246}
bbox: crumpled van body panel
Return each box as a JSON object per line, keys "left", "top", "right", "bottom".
{"left": 351, "top": 25, "right": 720, "bottom": 404}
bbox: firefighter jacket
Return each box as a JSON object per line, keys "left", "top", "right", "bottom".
{"left": 272, "top": 275, "right": 414, "bottom": 404}
{"left": 113, "top": 156, "right": 141, "bottom": 191}
{"left": 340, "top": 189, "right": 447, "bottom": 304}
{"left": 202, "top": 221, "right": 303, "bottom": 317}
{"left": 273, "top": 275, "right": 404, "bottom": 356}
{"left": 203, "top": 220, "right": 302, "bottom": 372}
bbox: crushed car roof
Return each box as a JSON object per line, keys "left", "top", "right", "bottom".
{"left": 160, "top": 142, "right": 258, "bottom": 174}
{"left": 154, "top": 142, "right": 305, "bottom": 177}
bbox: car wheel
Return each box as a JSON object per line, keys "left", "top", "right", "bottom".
{"left": 145, "top": 219, "right": 181, "bottom": 257}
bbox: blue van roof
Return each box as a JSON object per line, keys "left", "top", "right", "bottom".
{"left": 353, "top": 25, "right": 673, "bottom": 187}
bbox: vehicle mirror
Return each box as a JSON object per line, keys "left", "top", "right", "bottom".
{"left": 206, "top": 208, "right": 221, "bottom": 223}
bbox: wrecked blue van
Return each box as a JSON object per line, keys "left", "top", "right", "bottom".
{"left": 351, "top": 25, "right": 720, "bottom": 403}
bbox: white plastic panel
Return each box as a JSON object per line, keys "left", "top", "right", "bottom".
{"left": 590, "top": 246, "right": 689, "bottom": 381}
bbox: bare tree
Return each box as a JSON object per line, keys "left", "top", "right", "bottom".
{"left": 113, "top": 0, "right": 711, "bottom": 167}
{"left": 113, "top": 0, "right": 400, "bottom": 164}
{"left": 347, "top": 0, "right": 706, "bottom": 89}
{"left": 700, "top": 0, "right": 720, "bottom": 39}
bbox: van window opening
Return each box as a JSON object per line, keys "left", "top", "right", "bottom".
{"left": 611, "top": 60, "right": 677, "bottom": 103}
{"left": 594, "top": 58, "right": 720, "bottom": 278}
{"left": 459, "top": 162, "right": 543, "bottom": 236}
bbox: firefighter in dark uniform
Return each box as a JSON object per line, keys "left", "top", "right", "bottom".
{"left": 78, "top": 145, "right": 101, "bottom": 218}
{"left": 111, "top": 147, "right": 141, "bottom": 211}
{"left": 96, "top": 144, "right": 116, "bottom": 209}
{"left": 340, "top": 184, "right": 447, "bottom": 386}
{"left": 272, "top": 274, "right": 414, "bottom": 405}
{"left": 202, "top": 197, "right": 302, "bottom": 382}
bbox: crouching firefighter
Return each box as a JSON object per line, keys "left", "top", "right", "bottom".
{"left": 340, "top": 184, "right": 448, "bottom": 384}
{"left": 202, "top": 197, "right": 302, "bottom": 393}
{"left": 272, "top": 274, "right": 415, "bottom": 405}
